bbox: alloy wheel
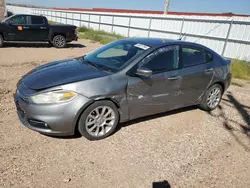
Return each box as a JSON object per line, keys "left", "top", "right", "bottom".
{"left": 85, "top": 106, "right": 116, "bottom": 137}
{"left": 54, "top": 36, "right": 65, "bottom": 48}
{"left": 207, "top": 87, "right": 221, "bottom": 109}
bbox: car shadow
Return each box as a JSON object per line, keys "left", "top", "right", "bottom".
{"left": 116, "top": 106, "right": 198, "bottom": 132}
{"left": 42, "top": 131, "right": 82, "bottom": 140}
{"left": 48, "top": 106, "right": 198, "bottom": 140}
{"left": 3, "top": 42, "right": 86, "bottom": 48}
{"left": 152, "top": 180, "right": 171, "bottom": 188}
{"left": 207, "top": 91, "right": 250, "bottom": 151}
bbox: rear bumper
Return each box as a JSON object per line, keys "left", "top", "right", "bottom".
{"left": 225, "top": 73, "right": 232, "bottom": 90}
{"left": 66, "top": 34, "right": 78, "bottom": 42}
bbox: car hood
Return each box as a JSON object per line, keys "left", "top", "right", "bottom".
{"left": 22, "top": 58, "right": 109, "bottom": 90}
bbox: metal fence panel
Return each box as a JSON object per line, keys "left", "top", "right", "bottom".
{"left": 6, "top": 5, "right": 250, "bottom": 60}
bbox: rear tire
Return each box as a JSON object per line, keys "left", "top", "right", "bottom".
{"left": 199, "top": 84, "right": 223, "bottom": 111}
{"left": 52, "top": 35, "right": 66, "bottom": 48}
{"left": 78, "top": 101, "right": 119, "bottom": 140}
{"left": 0, "top": 35, "right": 4, "bottom": 47}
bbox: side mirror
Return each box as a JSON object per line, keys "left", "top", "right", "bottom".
{"left": 6, "top": 21, "right": 12, "bottom": 25}
{"left": 136, "top": 67, "right": 152, "bottom": 77}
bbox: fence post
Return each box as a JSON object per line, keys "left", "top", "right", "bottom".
{"left": 99, "top": 15, "right": 101, "bottom": 30}
{"left": 128, "top": 16, "right": 132, "bottom": 37}
{"left": 88, "top": 14, "right": 90, "bottom": 29}
{"left": 111, "top": 15, "right": 115, "bottom": 33}
{"left": 180, "top": 18, "right": 185, "bottom": 38}
{"left": 60, "top": 11, "right": 62, "bottom": 23}
{"left": 222, "top": 19, "right": 234, "bottom": 56}
{"left": 66, "top": 12, "right": 68, "bottom": 24}
{"left": 148, "top": 17, "right": 152, "bottom": 37}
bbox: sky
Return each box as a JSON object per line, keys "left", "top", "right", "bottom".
{"left": 8, "top": 0, "right": 250, "bottom": 15}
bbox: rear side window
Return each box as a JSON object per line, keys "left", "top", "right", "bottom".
{"left": 206, "top": 51, "right": 213, "bottom": 62}
{"left": 141, "top": 45, "right": 180, "bottom": 73}
{"left": 31, "top": 16, "right": 45, "bottom": 25}
{"left": 182, "top": 46, "right": 208, "bottom": 67}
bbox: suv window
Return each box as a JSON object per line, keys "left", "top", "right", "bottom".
{"left": 182, "top": 46, "right": 208, "bottom": 67}
{"left": 31, "top": 16, "right": 45, "bottom": 25}
{"left": 9, "top": 15, "right": 28, "bottom": 25}
{"left": 141, "top": 45, "right": 180, "bottom": 73}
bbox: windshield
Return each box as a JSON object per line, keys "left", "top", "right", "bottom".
{"left": 83, "top": 40, "right": 150, "bottom": 72}
{"left": 1, "top": 15, "right": 14, "bottom": 23}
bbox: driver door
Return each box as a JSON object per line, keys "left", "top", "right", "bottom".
{"left": 4, "top": 15, "right": 30, "bottom": 41}
{"left": 127, "top": 45, "right": 183, "bottom": 120}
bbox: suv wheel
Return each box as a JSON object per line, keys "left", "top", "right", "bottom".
{"left": 78, "top": 101, "right": 119, "bottom": 140}
{"left": 52, "top": 35, "right": 66, "bottom": 48}
{"left": 200, "top": 84, "right": 223, "bottom": 111}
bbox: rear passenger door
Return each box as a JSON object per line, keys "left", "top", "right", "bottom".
{"left": 29, "top": 16, "right": 49, "bottom": 41}
{"left": 179, "top": 45, "right": 214, "bottom": 105}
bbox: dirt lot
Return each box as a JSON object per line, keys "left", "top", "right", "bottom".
{"left": 0, "top": 40, "right": 250, "bottom": 188}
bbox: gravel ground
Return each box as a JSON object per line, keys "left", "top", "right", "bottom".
{"left": 0, "top": 40, "right": 250, "bottom": 188}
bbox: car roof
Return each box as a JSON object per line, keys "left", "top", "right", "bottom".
{"left": 124, "top": 37, "right": 206, "bottom": 48}
{"left": 15, "top": 14, "right": 46, "bottom": 18}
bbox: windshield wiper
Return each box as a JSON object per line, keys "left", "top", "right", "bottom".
{"left": 84, "top": 60, "right": 103, "bottom": 71}
{"left": 80, "top": 57, "right": 115, "bottom": 73}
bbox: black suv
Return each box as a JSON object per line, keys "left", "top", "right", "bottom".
{"left": 0, "top": 14, "right": 78, "bottom": 48}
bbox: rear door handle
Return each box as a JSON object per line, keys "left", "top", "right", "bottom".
{"left": 168, "top": 76, "right": 181, "bottom": 80}
{"left": 23, "top": 26, "right": 29, "bottom": 29}
{"left": 205, "top": 68, "right": 214, "bottom": 72}
{"left": 40, "top": 27, "right": 47, "bottom": 29}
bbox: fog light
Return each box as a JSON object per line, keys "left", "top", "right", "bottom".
{"left": 28, "top": 120, "right": 49, "bottom": 129}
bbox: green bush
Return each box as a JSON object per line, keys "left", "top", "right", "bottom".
{"left": 48, "top": 20, "right": 57, "bottom": 24}
{"left": 78, "top": 27, "right": 125, "bottom": 44}
{"left": 231, "top": 59, "right": 250, "bottom": 80}
{"left": 7, "top": 10, "right": 14, "bottom": 17}
{"left": 78, "top": 26, "right": 89, "bottom": 33}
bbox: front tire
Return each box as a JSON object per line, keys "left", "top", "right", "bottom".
{"left": 0, "top": 35, "right": 4, "bottom": 47}
{"left": 52, "top": 35, "right": 66, "bottom": 48}
{"left": 78, "top": 101, "right": 119, "bottom": 140}
{"left": 199, "top": 84, "right": 223, "bottom": 111}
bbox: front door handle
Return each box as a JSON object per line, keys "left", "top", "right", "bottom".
{"left": 168, "top": 76, "right": 181, "bottom": 80}
{"left": 23, "top": 26, "right": 29, "bottom": 29}
{"left": 40, "top": 27, "right": 47, "bottom": 29}
{"left": 205, "top": 68, "right": 214, "bottom": 72}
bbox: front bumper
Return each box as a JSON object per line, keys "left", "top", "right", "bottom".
{"left": 14, "top": 91, "right": 90, "bottom": 136}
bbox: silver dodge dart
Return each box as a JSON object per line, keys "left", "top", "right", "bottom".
{"left": 14, "top": 38, "right": 232, "bottom": 140}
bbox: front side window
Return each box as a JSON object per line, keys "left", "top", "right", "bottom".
{"left": 141, "top": 45, "right": 180, "bottom": 73}
{"left": 83, "top": 40, "right": 150, "bottom": 72}
{"left": 31, "top": 16, "right": 44, "bottom": 25}
{"left": 182, "top": 46, "right": 207, "bottom": 67}
{"left": 8, "top": 15, "right": 28, "bottom": 25}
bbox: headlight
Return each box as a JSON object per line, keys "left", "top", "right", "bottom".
{"left": 30, "top": 90, "right": 77, "bottom": 104}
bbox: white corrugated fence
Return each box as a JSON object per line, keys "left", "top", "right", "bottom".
{"left": 6, "top": 5, "right": 250, "bottom": 61}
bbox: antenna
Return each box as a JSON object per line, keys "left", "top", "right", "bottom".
{"left": 178, "top": 32, "right": 186, "bottom": 40}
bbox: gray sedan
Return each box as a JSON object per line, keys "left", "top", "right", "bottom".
{"left": 14, "top": 38, "right": 232, "bottom": 140}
